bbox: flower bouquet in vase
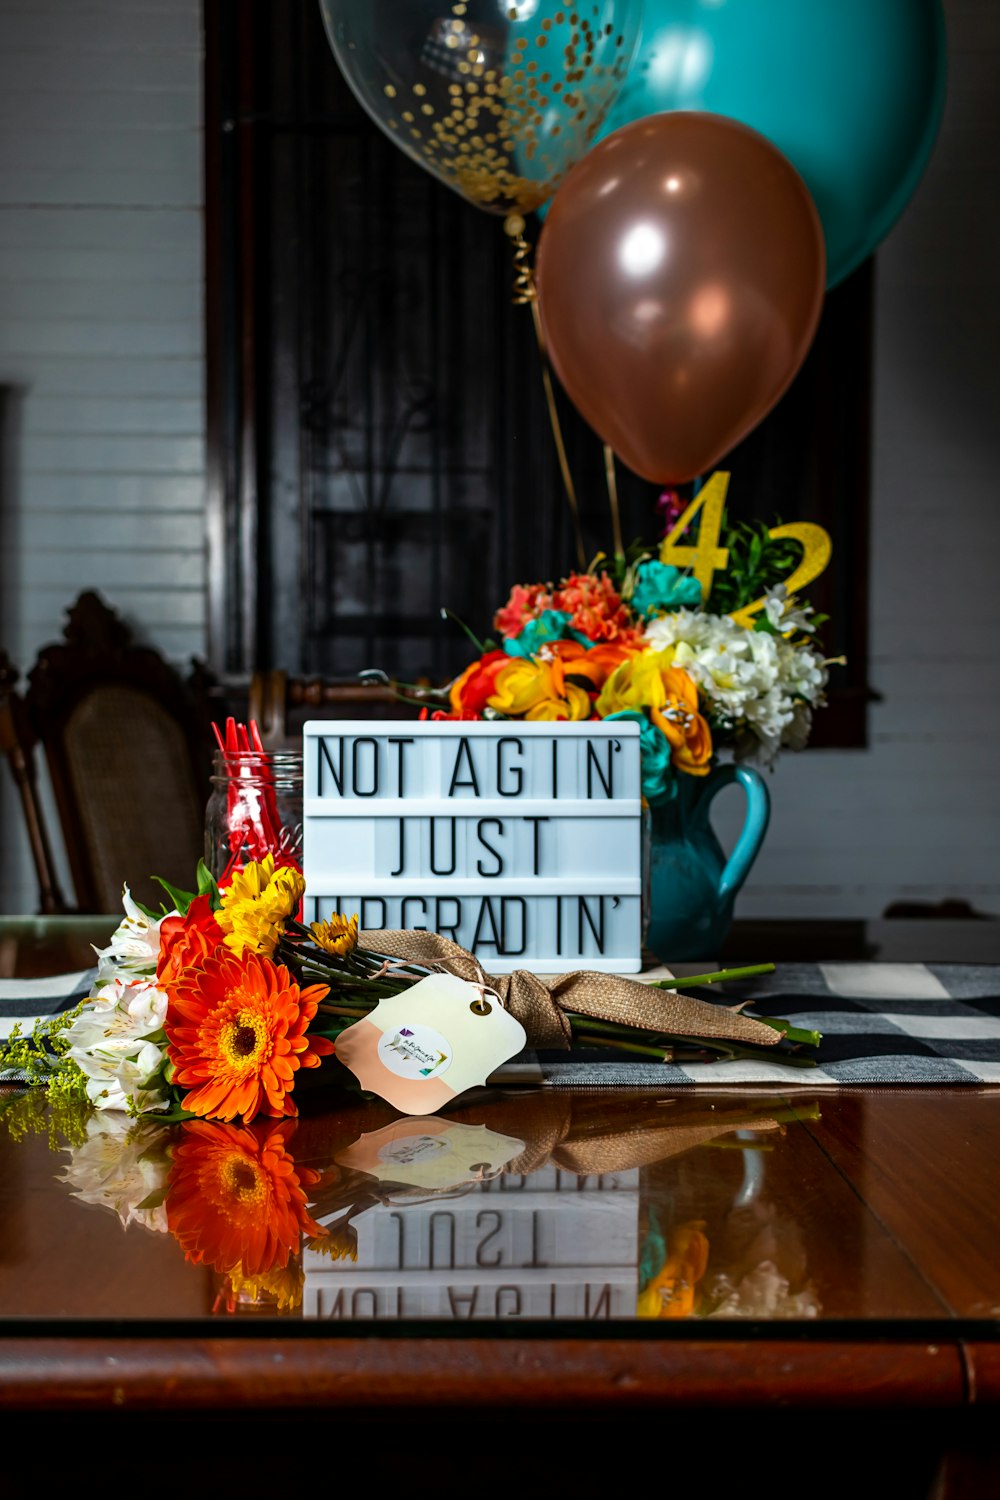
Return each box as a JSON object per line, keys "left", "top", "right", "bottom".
{"left": 419, "top": 472, "right": 839, "bottom": 961}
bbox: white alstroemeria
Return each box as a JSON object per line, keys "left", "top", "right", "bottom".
{"left": 73, "top": 1038, "right": 168, "bottom": 1115}
{"left": 762, "top": 584, "right": 817, "bottom": 635}
{"left": 93, "top": 886, "right": 175, "bottom": 985}
{"left": 58, "top": 1115, "right": 170, "bottom": 1232}
{"left": 64, "top": 976, "right": 170, "bottom": 1114}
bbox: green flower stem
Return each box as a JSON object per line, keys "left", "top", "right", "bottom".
{"left": 577, "top": 1035, "right": 675, "bottom": 1061}
{"left": 757, "top": 1016, "right": 823, "bottom": 1048}
{"left": 647, "top": 963, "right": 776, "bottom": 989}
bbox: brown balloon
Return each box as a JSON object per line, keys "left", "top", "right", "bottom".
{"left": 535, "top": 113, "right": 826, "bottom": 485}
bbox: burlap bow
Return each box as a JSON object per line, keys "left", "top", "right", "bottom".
{"left": 357, "top": 928, "right": 779, "bottom": 1052}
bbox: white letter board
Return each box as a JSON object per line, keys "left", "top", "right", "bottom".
{"left": 302, "top": 720, "right": 642, "bottom": 973}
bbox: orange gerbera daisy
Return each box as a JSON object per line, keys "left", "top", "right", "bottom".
{"left": 166, "top": 1119, "right": 325, "bottom": 1278}
{"left": 164, "top": 949, "right": 334, "bottom": 1122}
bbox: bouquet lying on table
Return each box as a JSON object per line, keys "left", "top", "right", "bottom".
{"left": 1, "top": 816, "right": 820, "bottom": 1126}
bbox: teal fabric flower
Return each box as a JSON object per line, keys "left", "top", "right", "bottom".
{"left": 504, "top": 609, "right": 592, "bottom": 658}
{"left": 630, "top": 561, "right": 702, "bottom": 619}
{"left": 604, "top": 710, "right": 676, "bottom": 806}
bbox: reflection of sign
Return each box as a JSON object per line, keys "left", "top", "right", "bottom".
{"left": 302, "top": 720, "right": 643, "bottom": 973}
{"left": 302, "top": 1165, "right": 639, "bottom": 1321}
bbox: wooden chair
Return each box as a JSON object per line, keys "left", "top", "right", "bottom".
{"left": 0, "top": 592, "right": 214, "bottom": 914}
{"left": 248, "top": 668, "right": 424, "bottom": 748}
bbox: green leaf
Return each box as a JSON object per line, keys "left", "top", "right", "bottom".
{"left": 151, "top": 874, "right": 197, "bottom": 916}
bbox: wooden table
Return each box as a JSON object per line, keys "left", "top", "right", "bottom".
{"left": 2, "top": 916, "right": 1000, "bottom": 1497}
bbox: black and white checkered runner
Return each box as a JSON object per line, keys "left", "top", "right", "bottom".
{"left": 4, "top": 961, "right": 1000, "bottom": 1087}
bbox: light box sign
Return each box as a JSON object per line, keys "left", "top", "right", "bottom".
{"left": 302, "top": 720, "right": 643, "bottom": 973}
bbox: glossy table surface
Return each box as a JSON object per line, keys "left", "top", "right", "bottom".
{"left": 4, "top": 915, "right": 1000, "bottom": 1434}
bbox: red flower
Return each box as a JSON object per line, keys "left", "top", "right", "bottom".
{"left": 157, "top": 893, "right": 225, "bottom": 989}
{"left": 553, "top": 572, "right": 642, "bottom": 645}
{"left": 493, "top": 582, "right": 552, "bottom": 638}
{"left": 449, "top": 649, "right": 509, "bottom": 715}
{"left": 164, "top": 950, "right": 333, "bottom": 1123}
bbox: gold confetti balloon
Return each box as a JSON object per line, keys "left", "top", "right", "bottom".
{"left": 318, "top": 0, "right": 642, "bottom": 216}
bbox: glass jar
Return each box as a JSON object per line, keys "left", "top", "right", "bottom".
{"left": 204, "top": 748, "right": 304, "bottom": 885}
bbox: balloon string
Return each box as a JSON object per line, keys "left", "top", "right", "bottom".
{"left": 505, "top": 214, "right": 587, "bottom": 572}
{"left": 603, "top": 443, "right": 625, "bottom": 562}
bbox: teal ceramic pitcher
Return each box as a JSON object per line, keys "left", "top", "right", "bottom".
{"left": 644, "top": 764, "right": 770, "bottom": 963}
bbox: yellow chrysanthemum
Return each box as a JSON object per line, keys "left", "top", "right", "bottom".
{"left": 308, "top": 1222, "right": 358, "bottom": 1263}
{"left": 309, "top": 912, "right": 360, "bottom": 956}
{"left": 217, "top": 854, "right": 306, "bottom": 957}
{"left": 223, "top": 1262, "right": 305, "bottom": 1313}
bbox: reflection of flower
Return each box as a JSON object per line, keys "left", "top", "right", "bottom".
{"left": 165, "top": 951, "right": 333, "bottom": 1123}
{"left": 58, "top": 1114, "right": 171, "bottom": 1232}
{"left": 166, "top": 1120, "right": 325, "bottom": 1278}
{"left": 637, "top": 1219, "right": 710, "bottom": 1319}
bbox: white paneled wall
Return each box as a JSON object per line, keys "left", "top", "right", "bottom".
{"left": 0, "top": 0, "right": 204, "bottom": 911}
{"left": 0, "top": 0, "right": 997, "bottom": 920}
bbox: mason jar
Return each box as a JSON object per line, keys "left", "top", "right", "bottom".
{"left": 205, "top": 748, "right": 304, "bottom": 885}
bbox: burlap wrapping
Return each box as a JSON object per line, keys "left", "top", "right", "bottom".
{"left": 357, "top": 928, "right": 780, "bottom": 1053}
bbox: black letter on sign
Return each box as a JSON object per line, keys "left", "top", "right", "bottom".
{"left": 524, "top": 816, "right": 548, "bottom": 875}
{"left": 497, "top": 737, "right": 523, "bottom": 796}
{"left": 401, "top": 896, "right": 428, "bottom": 931}
{"left": 360, "top": 897, "right": 387, "bottom": 929}
{"left": 471, "top": 897, "right": 502, "bottom": 953}
{"left": 586, "top": 740, "right": 619, "bottom": 799}
{"left": 317, "top": 737, "right": 345, "bottom": 796}
{"left": 435, "top": 897, "right": 462, "bottom": 944}
{"left": 390, "top": 819, "right": 406, "bottom": 877}
{"left": 388, "top": 737, "right": 414, "bottom": 796}
{"left": 448, "top": 737, "right": 480, "bottom": 796}
{"left": 352, "top": 737, "right": 379, "bottom": 797}
{"left": 578, "top": 896, "right": 606, "bottom": 955}
{"left": 430, "top": 818, "right": 457, "bottom": 876}
{"left": 476, "top": 818, "right": 504, "bottom": 877}
{"left": 500, "top": 897, "right": 527, "bottom": 957}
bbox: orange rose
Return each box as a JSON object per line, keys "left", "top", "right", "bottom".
{"left": 157, "top": 892, "right": 225, "bottom": 988}
{"left": 449, "top": 649, "right": 509, "bottom": 715}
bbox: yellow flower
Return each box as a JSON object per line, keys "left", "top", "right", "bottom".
{"left": 216, "top": 854, "right": 306, "bottom": 958}
{"left": 487, "top": 656, "right": 592, "bottom": 721}
{"left": 597, "top": 652, "right": 713, "bottom": 777}
{"left": 310, "top": 912, "right": 360, "bottom": 956}
{"left": 223, "top": 1262, "right": 304, "bottom": 1313}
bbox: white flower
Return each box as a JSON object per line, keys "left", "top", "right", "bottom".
{"left": 64, "top": 976, "right": 170, "bottom": 1114}
{"left": 705, "top": 1261, "right": 820, "bottom": 1319}
{"left": 762, "top": 584, "right": 817, "bottom": 635}
{"left": 93, "top": 886, "right": 174, "bottom": 985}
{"left": 58, "top": 1114, "right": 170, "bottom": 1233}
{"left": 643, "top": 607, "right": 828, "bottom": 767}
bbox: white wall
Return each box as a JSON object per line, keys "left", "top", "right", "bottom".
{"left": 0, "top": 0, "right": 997, "bottom": 920}
{"left": 0, "top": 0, "right": 204, "bottom": 911}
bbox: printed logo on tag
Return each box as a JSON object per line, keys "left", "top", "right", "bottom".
{"left": 377, "top": 1024, "right": 452, "bottom": 1081}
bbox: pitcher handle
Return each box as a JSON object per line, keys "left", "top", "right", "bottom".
{"left": 695, "top": 764, "right": 771, "bottom": 902}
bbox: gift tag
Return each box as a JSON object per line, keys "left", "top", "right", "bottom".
{"left": 335, "top": 1117, "right": 524, "bottom": 1190}
{"left": 334, "top": 973, "right": 528, "bottom": 1115}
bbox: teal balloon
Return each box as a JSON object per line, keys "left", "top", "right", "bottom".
{"left": 543, "top": 0, "right": 947, "bottom": 287}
